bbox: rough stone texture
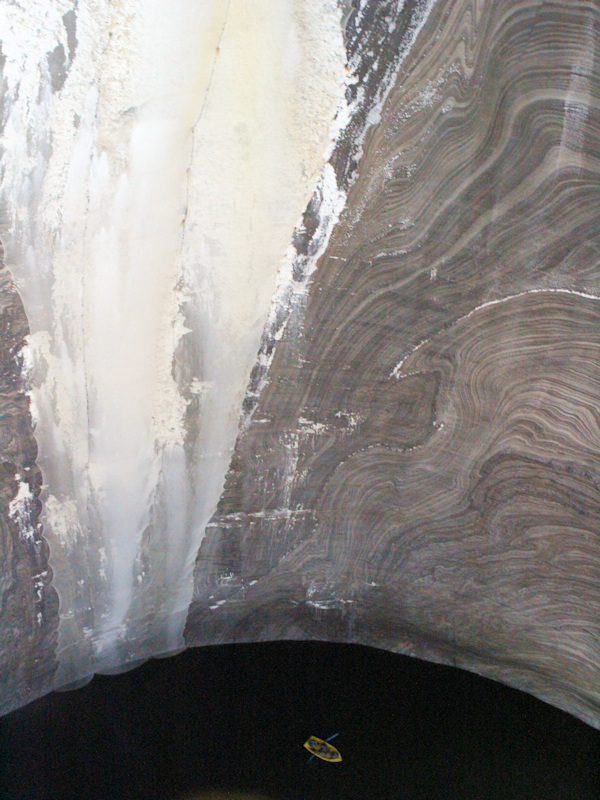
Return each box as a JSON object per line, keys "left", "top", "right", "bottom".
{"left": 0, "top": 0, "right": 352, "bottom": 705}
{"left": 0, "top": 246, "right": 59, "bottom": 715}
{"left": 186, "top": 0, "right": 600, "bottom": 728}
{"left": 0, "top": 0, "right": 598, "bottom": 727}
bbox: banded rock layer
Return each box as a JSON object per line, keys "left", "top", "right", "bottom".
{"left": 0, "top": 0, "right": 435, "bottom": 714}
{"left": 186, "top": 0, "right": 600, "bottom": 728}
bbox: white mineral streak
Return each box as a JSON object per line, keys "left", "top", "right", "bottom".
{"left": 391, "top": 289, "right": 600, "bottom": 379}
{"left": 245, "top": 0, "right": 438, "bottom": 429}
{"left": 8, "top": 481, "right": 36, "bottom": 543}
{"left": 0, "top": 0, "right": 346, "bottom": 681}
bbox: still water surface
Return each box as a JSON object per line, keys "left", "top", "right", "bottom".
{"left": 1, "top": 642, "right": 599, "bottom": 799}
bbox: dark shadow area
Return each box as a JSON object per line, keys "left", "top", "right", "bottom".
{"left": 1, "top": 641, "right": 598, "bottom": 799}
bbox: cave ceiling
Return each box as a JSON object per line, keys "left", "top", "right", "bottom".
{"left": 0, "top": 0, "right": 599, "bottom": 728}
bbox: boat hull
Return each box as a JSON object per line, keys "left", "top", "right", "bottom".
{"left": 303, "top": 736, "right": 342, "bottom": 762}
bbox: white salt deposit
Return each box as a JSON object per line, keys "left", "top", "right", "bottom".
{"left": 0, "top": 0, "right": 346, "bottom": 682}
{"left": 8, "top": 480, "right": 36, "bottom": 544}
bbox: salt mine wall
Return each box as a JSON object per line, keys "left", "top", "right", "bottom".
{"left": 0, "top": 0, "right": 347, "bottom": 704}
{"left": 1, "top": 0, "right": 599, "bottom": 729}
{"left": 185, "top": 0, "right": 600, "bottom": 729}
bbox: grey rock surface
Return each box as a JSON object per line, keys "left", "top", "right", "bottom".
{"left": 0, "top": 248, "right": 59, "bottom": 715}
{"left": 185, "top": 0, "right": 600, "bottom": 728}
{"left": 0, "top": 0, "right": 598, "bottom": 727}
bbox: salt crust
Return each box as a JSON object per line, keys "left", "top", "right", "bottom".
{"left": 0, "top": 0, "right": 346, "bottom": 671}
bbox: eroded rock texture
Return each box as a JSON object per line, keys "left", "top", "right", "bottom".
{"left": 1, "top": 0, "right": 351, "bottom": 710}
{"left": 0, "top": 248, "right": 58, "bottom": 715}
{"left": 186, "top": 0, "right": 600, "bottom": 727}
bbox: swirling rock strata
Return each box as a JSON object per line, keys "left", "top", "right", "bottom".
{"left": 186, "top": 0, "right": 600, "bottom": 728}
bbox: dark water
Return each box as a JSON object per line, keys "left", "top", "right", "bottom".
{"left": 1, "top": 642, "right": 599, "bottom": 799}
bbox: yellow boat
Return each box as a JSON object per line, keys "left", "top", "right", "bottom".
{"left": 303, "top": 735, "right": 342, "bottom": 762}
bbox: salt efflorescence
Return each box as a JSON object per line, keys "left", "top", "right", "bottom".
{"left": 0, "top": 0, "right": 346, "bottom": 684}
